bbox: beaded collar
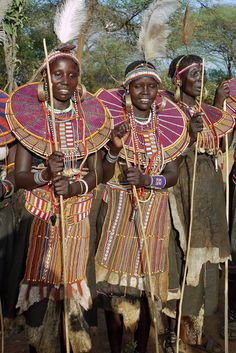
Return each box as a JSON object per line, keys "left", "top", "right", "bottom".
{"left": 96, "top": 88, "right": 190, "bottom": 165}
{"left": 6, "top": 82, "right": 112, "bottom": 159}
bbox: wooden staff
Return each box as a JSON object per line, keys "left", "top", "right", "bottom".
{"left": 224, "top": 100, "right": 229, "bottom": 353}
{"left": 0, "top": 300, "right": 4, "bottom": 353}
{"left": 43, "top": 38, "right": 70, "bottom": 353}
{"left": 121, "top": 138, "right": 160, "bottom": 353}
{"left": 176, "top": 59, "right": 205, "bottom": 353}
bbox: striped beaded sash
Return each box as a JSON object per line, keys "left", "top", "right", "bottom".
{"left": 25, "top": 187, "right": 93, "bottom": 225}
{"left": 96, "top": 186, "right": 170, "bottom": 289}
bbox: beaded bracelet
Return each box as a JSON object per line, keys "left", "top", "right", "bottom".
{"left": 105, "top": 149, "right": 119, "bottom": 164}
{"left": 1, "top": 179, "right": 14, "bottom": 198}
{"left": 148, "top": 175, "right": 166, "bottom": 190}
{"left": 33, "top": 169, "right": 48, "bottom": 185}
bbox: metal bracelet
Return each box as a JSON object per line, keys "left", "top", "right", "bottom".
{"left": 80, "top": 179, "right": 88, "bottom": 195}
{"left": 106, "top": 154, "right": 118, "bottom": 164}
{"left": 34, "top": 169, "right": 48, "bottom": 185}
{"left": 106, "top": 149, "right": 119, "bottom": 164}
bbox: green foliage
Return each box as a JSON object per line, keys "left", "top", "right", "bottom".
{"left": 0, "top": 0, "right": 60, "bottom": 86}
{"left": 81, "top": 33, "right": 139, "bottom": 92}
{"left": 207, "top": 68, "right": 229, "bottom": 83}
{"left": 168, "top": 3, "right": 236, "bottom": 76}
{"left": 0, "top": 0, "right": 29, "bottom": 88}
{"left": 3, "top": 0, "right": 28, "bottom": 35}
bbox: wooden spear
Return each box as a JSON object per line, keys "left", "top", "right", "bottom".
{"left": 176, "top": 58, "right": 205, "bottom": 353}
{"left": 0, "top": 300, "right": 4, "bottom": 353}
{"left": 43, "top": 38, "right": 70, "bottom": 353}
{"left": 224, "top": 100, "right": 229, "bottom": 353}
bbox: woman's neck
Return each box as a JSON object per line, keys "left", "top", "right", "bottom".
{"left": 53, "top": 98, "right": 71, "bottom": 111}
{"left": 181, "top": 92, "right": 196, "bottom": 108}
{"left": 47, "top": 99, "right": 73, "bottom": 113}
{"left": 132, "top": 106, "right": 151, "bottom": 119}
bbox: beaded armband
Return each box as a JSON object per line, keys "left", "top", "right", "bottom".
{"left": 148, "top": 175, "right": 166, "bottom": 190}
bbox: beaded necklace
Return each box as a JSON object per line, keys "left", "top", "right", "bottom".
{"left": 43, "top": 95, "right": 87, "bottom": 178}
{"left": 179, "top": 100, "right": 220, "bottom": 170}
{"left": 128, "top": 103, "right": 164, "bottom": 176}
{"left": 46, "top": 99, "right": 73, "bottom": 115}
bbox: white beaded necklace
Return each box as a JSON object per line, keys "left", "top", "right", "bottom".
{"left": 134, "top": 111, "right": 152, "bottom": 125}
{"left": 46, "top": 99, "right": 73, "bottom": 114}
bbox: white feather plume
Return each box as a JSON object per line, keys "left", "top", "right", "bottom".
{"left": 138, "top": 0, "right": 179, "bottom": 60}
{"left": 54, "top": 0, "right": 88, "bottom": 44}
{"left": 0, "top": 0, "right": 13, "bottom": 23}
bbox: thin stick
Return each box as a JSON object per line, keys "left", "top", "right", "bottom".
{"left": 224, "top": 100, "right": 229, "bottom": 353}
{"left": 43, "top": 38, "right": 70, "bottom": 353}
{"left": 121, "top": 138, "right": 159, "bottom": 353}
{"left": 198, "top": 58, "right": 205, "bottom": 109}
{"left": 176, "top": 135, "right": 199, "bottom": 353}
{"left": 0, "top": 299, "right": 4, "bottom": 353}
{"left": 176, "top": 58, "right": 205, "bottom": 353}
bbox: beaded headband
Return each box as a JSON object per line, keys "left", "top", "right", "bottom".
{"left": 123, "top": 64, "right": 161, "bottom": 88}
{"left": 174, "top": 55, "right": 203, "bottom": 83}
{"left": 39, "top": 47, "right": 80, "bottom": 75}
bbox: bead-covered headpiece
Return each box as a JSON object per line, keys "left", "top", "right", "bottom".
{"left": 39, "top": 44, "right": 80, "bottom": 74}
{"left": 123, "top": 63, "right": 161, "bottom": 88}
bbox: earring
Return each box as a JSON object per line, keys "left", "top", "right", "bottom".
{"left": 203, "top": 87, "right": 208, "bottom": 101}
{"left": 37, "top": 71, "right": 48, "bottom": 102}
{"left": 125, "top": 90, "right": 132, "bottom": 113}
{"left": 175, "top": 84, "right": 181, "bottom": 102}
{"left": 37, "top": 81, "right": 46, "bottom": 102}
{"left": 156, "top": 96, "right": 167, "bottom": 112}
{"left": 75, "top": 83, "right": 87, "bottom": 102}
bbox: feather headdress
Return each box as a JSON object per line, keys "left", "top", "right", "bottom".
{"left": 54, "top": 0, "right": 88, "bottom": 44}
{"left": 40, "top": 0, "right": 88, "bottom": 72}
{"left": 138, "top": 0, "right": 179, "bottom": 60}
{"left": 182, "top": 3, "right": 193, "bottom": 47}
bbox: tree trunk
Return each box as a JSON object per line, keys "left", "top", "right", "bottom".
{"left": 4, "top": 32, "right": 17, "bottom": 93}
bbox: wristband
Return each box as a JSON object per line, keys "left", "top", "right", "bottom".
{"left": 149, "top": 175, "right": 166, "bottom": 189}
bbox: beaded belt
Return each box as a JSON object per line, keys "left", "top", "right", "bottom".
{"left": 25, "top": 189, "right": 93, "bottom": 224}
